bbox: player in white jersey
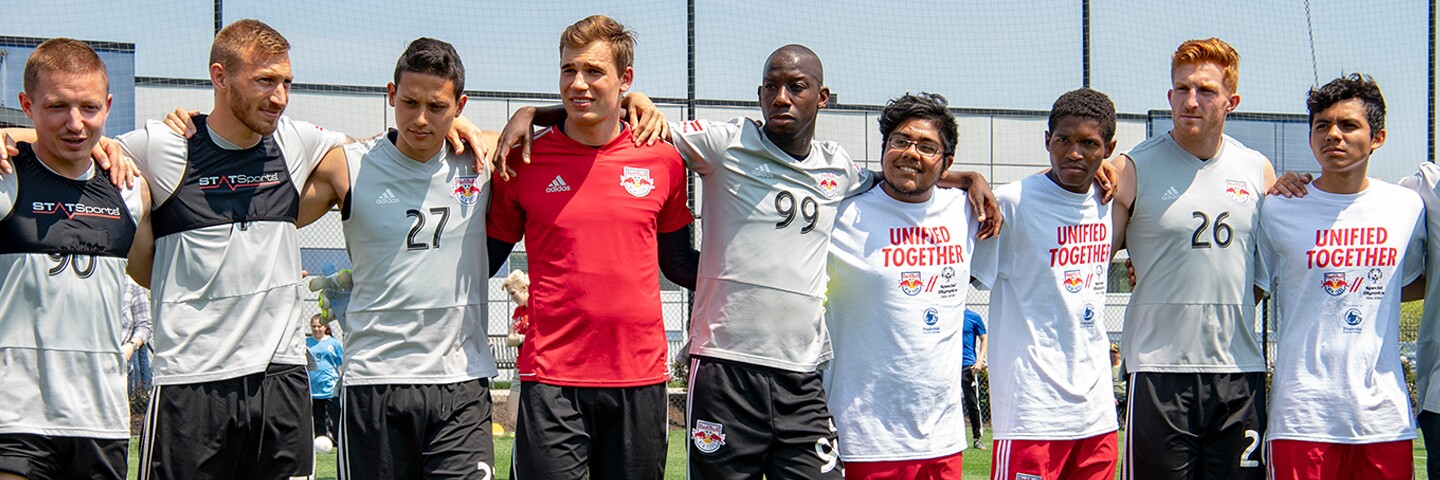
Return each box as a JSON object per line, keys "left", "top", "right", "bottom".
{"left": 823, "top": 92, "right": 978, "bottom": 479}
{"left": 294, "top": 37, "right": 499, "bottom": 480}
{"left": 1108, "top": 38, "right": 1276, "bottom": 480}
{"left": 1257, "top": 74, "right": 1424, "bottom": 480}
{"left": 972, "top": 88, "right": 1122, "bottom": 480}
{"left": 0, "top": 38, "right": 155, "bottom": 480}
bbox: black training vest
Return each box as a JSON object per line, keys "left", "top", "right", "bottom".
{"left": 0, "top": 143, "right": 136, "bottom": 257}
{"left": 150, "top": 114, "right": 300, "bottom": 238}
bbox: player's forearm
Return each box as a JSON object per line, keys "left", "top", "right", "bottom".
{"left": 658, "top": 225, "right": 700, "bottom": 290}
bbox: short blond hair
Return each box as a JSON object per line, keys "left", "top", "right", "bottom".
{"left": 502, "top": 270, "right": 530, "bottom": 293}
{"left": 24, "top": 38, "right": 108, "bottom": 93}
{"left": 1172, "top": 38, "right": 1240, "bottom": 93}
{"left": 559, "top": 15, "right": 636, "bottom": 71}
{"left": 210, "top": 19, "right": 289, "bottom": 70}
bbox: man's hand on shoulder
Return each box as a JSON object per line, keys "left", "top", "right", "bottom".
{"left": 623, "top": 92, "right": 670, "bottom": 146}
{"left": 1268, "top": 172, "right": 1313, "bottom": 198}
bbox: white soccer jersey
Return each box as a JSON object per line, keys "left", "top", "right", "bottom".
{"left": 823, "top": 187, "right": 975, "bottom": 462}
{"left": 1123, "top": 133, "right": 1269, "bottom": 373}
{"left": 1400, "top": 162, "right": 1440, "bottom": 414}
{"left": 1257, "top": 181, "right": 1424, "bottom": 444}
{"left": 340, "top": 134, "right": 495, "bottom": 385}
{"left": 672, "top": 118, "right": 872, "bottom": 372}
{"left": 117, "top": 116, "right": 346, "bottom": 384}
{"left": 971, "top": 174, "right": 1118, "bottom": 440}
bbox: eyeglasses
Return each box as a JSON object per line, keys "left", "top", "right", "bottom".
{"left": 885, "top": 137, "right": 943, "bottom": 158}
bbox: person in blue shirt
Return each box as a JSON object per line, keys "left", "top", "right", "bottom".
{"left": 962, "top": 308, "right": 989, "bottom": 449}
{"left": 307, "top": 314, "right": 344, "bottom": 444}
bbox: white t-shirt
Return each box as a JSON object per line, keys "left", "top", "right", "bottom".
{"left": 823, "top": 186, "right": 975, "bottom": 462}
{"left": 971, "top": 174, "right": 1118, "bottom": 440}
{"left": 1257, "top": 180, "right": 1425, "bottom": 444}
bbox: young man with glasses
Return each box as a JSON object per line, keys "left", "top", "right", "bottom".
{"left": 823, "top": 92, "right": 978, "bottom": 478}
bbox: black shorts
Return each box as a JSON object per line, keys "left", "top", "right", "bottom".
{"left": 137, "top": 363, "right": 313, "bottom": 480}
{"left": 0, "top": 433, "right": 126, "bottom": 480}
{"left": 339, "top": 379, "right": 495, "bottom": 480}
{"left": 1123, "top": 371, "right": 1267, "bottom": 480}
{"left": 512, "top": 381, "right": 667, "bottom": 480}
{"left": 686, "top": 357, "right": 842, "bottom": 480}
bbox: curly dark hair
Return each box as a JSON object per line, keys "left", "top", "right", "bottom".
{"left": 877, "top": 92, "right": 958, "bottom": 158}
{"left": 1308, "top": 73, "right": 1385, "bottom": 132}
{"left": 1048, "top": 88, "right": 1116, "bottom": 142}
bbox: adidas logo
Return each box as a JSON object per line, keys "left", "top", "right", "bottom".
{"left": 751, "top": 164, "right": 774, "bottom": 178}
{"left": 1161, "top": 186, "right": 1181, "bottom": 201}
{"left": 545, "top": 176, "right": 572, "bottom": 193}
{"left": 376, "top": 188, "right": 400, "bottom": 205}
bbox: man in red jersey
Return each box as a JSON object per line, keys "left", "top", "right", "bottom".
{"left": 485, "top": 14, "right": 697, "bottom": 480}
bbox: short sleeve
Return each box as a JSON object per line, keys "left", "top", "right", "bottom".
{"left": 671, "top": 118, "right": 742, "bottom": 176}
{"left": 971, "top": 311, "right": 987, "bottom": 335}
{"left": 282, "top": 118, "right": 348, "bottom": 176}
{"left": 0, "top": 169, "right": 17, "bottom": 220}
{"left": 838, "top": 149, "right": 873, "bottom": 199}
{"left": 1403, "top": 200, "right": 1427, "bottom": 285}
{"left": 656, "top": 154, "right": 694, "bottom": 234}
{"left": 116, "top": 121, "right": 189, "bottom": 206}
{"left": 1253, "top": 209, "right": 1276, "bottom": 294}
{"left": 485, "top": 154, "right": 526, "bottom": 243}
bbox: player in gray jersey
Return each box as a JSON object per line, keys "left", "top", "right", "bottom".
{"left": 1109, "top": 38, "right": 1276, "bottom": 480}
{"left": 297, "top": 37, "right": 499, "bottom": 480}
{"left": 0, "top": 38, "right": 155, "bottom": 480}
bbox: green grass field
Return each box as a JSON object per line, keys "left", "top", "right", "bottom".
{"left": 125, "top": 429, "right": 1430, "bottom": 479}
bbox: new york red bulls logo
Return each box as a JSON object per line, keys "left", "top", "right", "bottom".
{"left": 1322, "top": 272, "right": 1349, "bottom": 296}
{"left": 899, "top": 271, "right": 923, "bottom": 296}
{"left": 1224, "top": 179, "right": 1253, "bottom": 205}
{"left": 452, "top": 175, "right": 481, "bottom": 206}
{"left": 691, "top": 420, "right": 726, "bottom": 454}
{"left": 620, "top": 166, "right": 655, "bottom": 197}
{"left": 1063, "top": 269, "right": 1084, "bottom": 293}
{"left": 817, "top": 172, "right": 841, "bottom": 198}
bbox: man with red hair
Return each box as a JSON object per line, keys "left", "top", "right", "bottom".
{"left": 1109, "top": 38, "right": 1276, "bottom": 479}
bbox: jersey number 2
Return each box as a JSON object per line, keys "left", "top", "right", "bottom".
{"left": 406, "top": 207, "right": 451, "bottom": 251}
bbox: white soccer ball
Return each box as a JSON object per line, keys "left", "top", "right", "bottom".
{"left": 313, "top": 436, "right": 334, "bottom": 453}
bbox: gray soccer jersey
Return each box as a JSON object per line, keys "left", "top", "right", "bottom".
{"left": 0, "top": 159, "right": 144, "bottom": 439}
{"left": 340, "top": 134, "right": 496, "bottom": 385}
{"left": 1123, "top": 133, "right": 1268, "bottom": 373}
{"left": 673, "top": 118, "right": 871, "bottom": 372}
{"left": 117, "top": 116, "right": 347, "bottom": 384}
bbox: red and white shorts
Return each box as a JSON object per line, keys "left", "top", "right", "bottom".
{"left": 991, "top": 431, "right": 1118, "bottom": 480}
{"left": 1267, "top": 439, "right": 1412, "bottom": 480}
{"left": 843, "top": 450, "right": 964, "bottom": 480}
